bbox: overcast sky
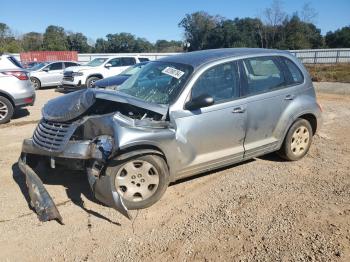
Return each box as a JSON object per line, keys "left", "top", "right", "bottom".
{"left": 1, "top": 0, "right": 349, "bottom": 43}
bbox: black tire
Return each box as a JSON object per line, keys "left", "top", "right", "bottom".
{"left": 105, "top": 154, "right": 169, "bottom": 210}
{"left": 31, "top": 77, "right": 41, "bottom": 90}
{"left": 278, "top": 118, "right": 313, "bottom": 161}
{"left": 86, "top": 77, "right": 100, "bottom": 88}
{"left": 0, "top": 96, "right": 14, "bottom": 124}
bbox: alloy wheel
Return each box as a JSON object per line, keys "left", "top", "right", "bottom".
{"left": 0, "top": 101, "right": 9, "bottom": 121}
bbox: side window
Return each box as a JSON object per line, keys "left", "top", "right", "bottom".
{"left": 242, "top": 57, "right": 285, "bottom": 96}
{"left": 139, "top": 58, "right": 149, "bottom": 62}
{"left": 47, "top": 62, "right": 63, "bottom": 71}
{"left": 191, "top": 62, "right": 239, "bottom": 104}
{"left": 64, "top": 62, "right": 78, "bottom": 68}
{"left": 121, "top": 57, "right": 136, "bottom": 66}
{"left": 282, "top": 58, "right": 304, "bottom": 84}
{"left": 108, "top": 58, "right": 122, "bottom": 67}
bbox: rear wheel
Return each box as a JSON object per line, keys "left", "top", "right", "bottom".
{"left": 86, "top": 77, "right": 100, "bottom": 88}
{"left": 278, "top": 118, "right": 313, "bottom": 161}
{"left": 0, "top": 96, "right": 14, "bottom": 124}
{"left": 31, "top": 77, "right": 41, "bottom": 90}
{"left": 106, "top": 154, "right": 169, "bottom": 210}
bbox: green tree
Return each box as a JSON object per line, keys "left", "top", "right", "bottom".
{"left": 155, "top": 40, "right": 183, "bottom": 52}
{"left": 326, "top": 26, "right": 350, "bottom": 48}
{"left": 67, "top": 32, "right": 91, "bottom": 52}
{"left": 21, "top": 32, "right": 43, "bottom": 51}
{"left": 178, "top": 11, "right": 221, "bottom": 51}
{"left": 281, "top": 15, "right": 323, "bottom": 49}
{"left": 43, "top": 25, "right": 68, "bottom": 51}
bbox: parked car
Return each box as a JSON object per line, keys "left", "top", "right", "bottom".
{"left": 22, "top": 61, "right": 42, "bottom": 69}
{"left": 93, "top": 61, "right": 149, "bottom": 90}
{"left": 0, "top": 54, "right": 23, "bottom": 70}
{"left": 61, "top": 56, "right": 149, "bottom": 90}
{"left": 29, "top": 61, "right": 80, "bottom": 89}
{"left": 0, "top": 69, "right": 35, "bottom": 124}
{"left": 19, "top": 48, "right": 322, "bottom": 222}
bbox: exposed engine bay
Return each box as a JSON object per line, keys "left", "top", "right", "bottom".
{"left": 18, "top": 89, "right": 173, "bottom": 223}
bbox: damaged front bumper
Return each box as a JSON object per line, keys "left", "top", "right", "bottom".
{"left": 19, "top": 138, "right": 131, "bottom": 223}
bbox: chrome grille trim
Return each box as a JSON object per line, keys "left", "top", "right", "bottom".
{"left": 32, "top": 119, "right": 78, "bottom": 152}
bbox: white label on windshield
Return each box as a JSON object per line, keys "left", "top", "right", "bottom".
{"left": 162, "top": 67, "right": 185, "bottom": 79}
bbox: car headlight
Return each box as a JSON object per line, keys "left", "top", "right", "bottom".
{"left": 72, "top": 72, "right": 84, "bottom": 76}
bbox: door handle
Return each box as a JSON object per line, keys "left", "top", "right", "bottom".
{"left": 284, "top": 94, "right": 294, "bottom": 100}
{"left": 232, "top": 107, "right": 245, "bottom": 113}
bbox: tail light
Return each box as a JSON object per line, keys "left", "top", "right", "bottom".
{"left": 317, "top": 102, "right": 323, "bottom": 112}
{"left": 2, "top": 71, "right": 29, "bottom": 80}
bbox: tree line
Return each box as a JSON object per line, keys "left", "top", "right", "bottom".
{"left": 0, "top": 1, "right": 349, "bottom": 54}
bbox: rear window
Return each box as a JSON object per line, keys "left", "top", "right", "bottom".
{"left": 139, "top": 58, "right": 150, "bottom": 62}
{"left": 8, "top": 56, "right": 23, "bottom": 68}
{"left": 282, "top": 58, "right": 304, "bottom": 84}
{"left": 242, "top": 57, "right": 286, "bottom": 96}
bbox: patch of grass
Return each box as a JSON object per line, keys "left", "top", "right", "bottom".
{"left": 306, "top": 64, "right": 350, "bottom": 83}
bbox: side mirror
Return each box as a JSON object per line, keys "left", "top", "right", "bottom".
{"left": 185, "top": 94, "right": 214, "bottom": 111}
{"left": 105, "top": 63, "right": 112, "bottom": 68}
{"left": 42, "top": 67, "right": 49, "bottom": 72}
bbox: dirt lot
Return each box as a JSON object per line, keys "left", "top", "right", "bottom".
{"left": 0, "top": 85, "right": 349, "bottom": 261}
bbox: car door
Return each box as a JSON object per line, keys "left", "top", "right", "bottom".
{"left": 106, "top": 57, "right": 136, "bottom": 77}
{"left": 239, "top": 56, "right": 294, "bottom": 159}
{"left": 173, "top": 61, "right": 247, "bottom": 178}
{"left": 40, "top": 62, "right": 64, "bottom": 86}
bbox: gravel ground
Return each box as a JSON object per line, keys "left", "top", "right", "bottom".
{"left": 0, "top": 85, "right": 349, "bottom": 261}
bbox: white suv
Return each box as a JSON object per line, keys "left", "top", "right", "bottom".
{"left": 61, "top": 56, "right": 149, "bottom": 90}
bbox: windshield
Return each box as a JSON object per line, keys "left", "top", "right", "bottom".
{"left": 86, "top": 58, "right": 108, "bottom": 67}
{"left": 29, "top": 62, "right": 49, "bottom": 71}
{"left": 117, "top": 61, "right": 193, "bottom": 105}
{"left": 120, "top": 62, "right": 148, "bottom": 76}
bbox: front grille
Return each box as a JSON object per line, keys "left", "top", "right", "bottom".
{"left": 63, "top": 76, "right": 74, "bottom": 82}
{"left": 33, "top": 119, "right": 77, "bottom": 152}
{"left": 64, "top": 71, "right": 73, "bottom": 77}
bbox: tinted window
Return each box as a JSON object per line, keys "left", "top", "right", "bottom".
{"left": 64, "top": 62, "right": 78, "bottom": 68}
{"left": 121, "top": 57, "right": 136, "bottom": 66}
{"left": 192, "top": 62, "right": 239, "bottom": 103}
{"left": 242, "top": 57, "right": 285, "bottom": 96}
{"left": 8, "top": 56, "right": 23, "bottom": 68}
{"left": 139, "top": 58, "right": 150, "bottom": 62}
{"left": 109, "top": 58, "right": 122, "bottom": 67}
{"left": 47, "top": 62, "right": 63, "bottom": 70}
{"left": 282, "top": 58, "right": 304, "bottom": 84}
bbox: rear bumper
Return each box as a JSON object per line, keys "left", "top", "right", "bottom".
{"left": 14, "top": 93, "right": 36, "bottom": 107}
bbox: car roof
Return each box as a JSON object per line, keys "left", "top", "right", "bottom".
{"left": 158, "top": 48, "right": 290, "bottom": 69}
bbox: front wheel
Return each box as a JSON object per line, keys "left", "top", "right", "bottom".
{"left": 278, "top": 118, "right": 313, "bottom": 161}
{"left": 105, "top": 154, "right": 169, "bottom": 210}
{"left": 86, "top": 77, "right": 100, "bottom": 88}
{"left": 31, "top": 77, "right": 41, "bottom": 90}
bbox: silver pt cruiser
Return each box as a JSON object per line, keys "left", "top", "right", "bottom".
{"left": 19, "top": 48, "right": 322, "bottom": 222}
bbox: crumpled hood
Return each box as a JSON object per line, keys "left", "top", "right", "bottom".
{"left": 42, "top": 89, "right": 168, "bottom": 122}
{"left": 42, "top": 89, "right": 96, "bottom": 122}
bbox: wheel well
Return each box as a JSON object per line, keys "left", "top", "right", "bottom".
{"left": 87, "top": 74, "right": 103, "bottom": 80}
{"left": 30, "top": 76, "right": 40, "bottom": 83}
{"left": 298, "top": 114, "right": 317, "bottom": 135}
{"left": 0, "top": 92, "right": 15, "bottom": 108}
